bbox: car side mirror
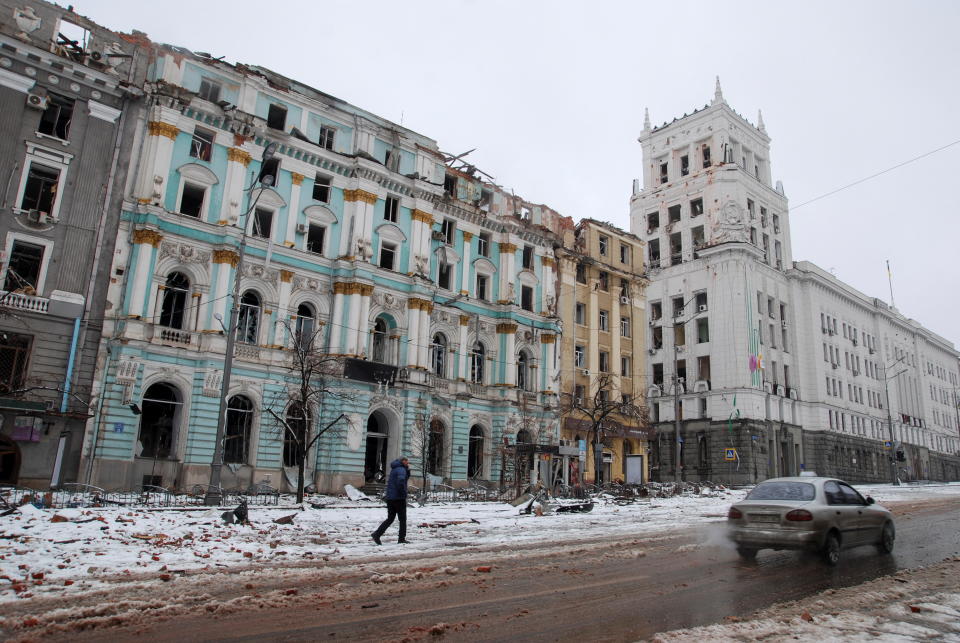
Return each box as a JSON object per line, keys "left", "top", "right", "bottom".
{"left": 865, "top": 496, "right": 875, "bottom": 505}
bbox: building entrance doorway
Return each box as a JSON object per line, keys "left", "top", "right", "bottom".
{"left": 364, "top": 414, "right": 389, "bottom": 483}
{"left": 0, "top": 435, "right": 20, "bottom": 484}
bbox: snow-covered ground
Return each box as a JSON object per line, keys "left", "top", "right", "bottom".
{"left": 1, "top": 481, "right": 959, "bottom": 637}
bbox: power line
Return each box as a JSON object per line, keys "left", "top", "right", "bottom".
{"left": 791, "top": 138, "right": 960, "bottom": 210}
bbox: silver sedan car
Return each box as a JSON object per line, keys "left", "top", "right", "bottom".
{"left": 727, "top": 476, "right": 895, "bottom": 565}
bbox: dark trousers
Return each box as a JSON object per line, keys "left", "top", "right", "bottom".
{"left": 373, "top": 498, "right": 406, "bottom": 542}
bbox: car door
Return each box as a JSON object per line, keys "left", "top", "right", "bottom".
{"left": 823, "top": 480, "right": 859, "bottom": 546}
{"left": 838, "top": 482, "right": 877, "bottom": 545}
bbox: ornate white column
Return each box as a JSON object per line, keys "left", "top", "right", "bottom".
{"left": 411, "top": 209, "right": 434, "bottom": 277}
{"left": 498, "top": 242, "right": 517, "bottom": 304}
{"left": 221, "top": 147, "right": 252, "bottom": 224}
{"left": 406, "top": 299, "right": 422, "bottom": 368}
{"left": 417, "top": 303, "right": 433, "bottom": 369}
{"left": 499, "top": 322, "right": 518, "bottom": 386}
{"left": 356, "top": 284, "right": 373, "bottom": 357}
{"left": 209, "top": 249, "right": 238, "bottom": 330}
{"left": 285, "top": 173, "right": 304, "bottom": 246}
{"left": 459, "top": 231, "right": 473, "bottom": 295}
{"left": 135, "top": 111, "right": 179, "bottom": 206}
{"left": 341, "top": 189, "right": 378, "bottom": 260}
{"left": 274, "top": 269, "right": 294, "bottom": 347}
{"left": 541, "top": 333, "right": 557, "bottom": 392}
{"left": 458, "top": 315, "right": 470, "bottom": 380}
{"left": 328, "top": 283, "right": 346, "bottom": 353}
{"left": 127, "top": 229, "right": 163, "bottom": 318}
{"left": 541, "top": 256, "right": 556, "bottom": 315}
{"left": 345, "top": 286, "right": 362, "bottom": 356}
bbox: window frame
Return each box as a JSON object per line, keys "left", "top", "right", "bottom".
{"left": 598, "top": 309, "right": 609, "bottom": 332}
{"left": 37, "top": 92, "right": 74, "bottom": 140}
{"left": 197, "top": 78, "right": 222, "bottom": 103}
{"left": 312, "top": 174, "right": 331, "bottom": 203}
{"left": 318, "top": 124, "right": 336, "bottom": 151}
{"left": 15, "top": 144, "right": 73, "bottom": 222}
{"left": 2, "top": 232, "right": 54, "bottom": 296}
{"left": 384, "top": 195, "right": 399, "bottom": 222}
{"left": 189, "top": 126, "right": 215, "bottom": 162}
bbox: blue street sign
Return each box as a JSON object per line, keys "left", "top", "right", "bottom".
{"left": 113, "top": 423, "right": 124, "bottom": 433}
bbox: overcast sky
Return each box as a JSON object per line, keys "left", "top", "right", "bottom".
{"left": 72, "top": 0, "right": 960, "bottom": 347}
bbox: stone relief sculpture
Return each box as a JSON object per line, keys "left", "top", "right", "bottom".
{"left": 14, "top": 6, "right": 41, "bottom": 41}
{"left": 711, "top": 199, "right": 750, "bottom": 244}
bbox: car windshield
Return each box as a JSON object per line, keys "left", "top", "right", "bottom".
{"left": 746, "top": 481, "right": 815, "bottom": 501}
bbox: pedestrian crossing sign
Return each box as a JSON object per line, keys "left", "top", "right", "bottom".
{"left": 724, "top": 448, "right": 737, "bottom": 461}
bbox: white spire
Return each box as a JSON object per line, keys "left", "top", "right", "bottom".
{"left": 757, "top": 109, "right": 766, "bottom": 132}
{"left": 643, "top": 107, "right": 651, "bottom": 131}
{"left": 712, "top": 76, "right": 724, "bottom": 105}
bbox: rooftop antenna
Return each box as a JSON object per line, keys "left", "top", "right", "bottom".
{"left": 886, "top": 259, "right": 896, "bottom": 308}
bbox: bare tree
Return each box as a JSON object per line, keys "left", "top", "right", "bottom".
{"left": 558, "top": 372, "right": 648, "bottom": 486}
{"left": 502, "top": 390, "right": 557, "bottom": 497}
{"left": 407, "top": 402, "right": 432, "bottom": 502}
{"left": 266, "top": 319, "right": 349, "bottom": 503}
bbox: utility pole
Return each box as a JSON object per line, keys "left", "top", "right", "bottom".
{"left": 882, "top": 355, "right": 907, "bottom": 487}
{"left": 205, "top": 143, "right": 278, "bottom": 505}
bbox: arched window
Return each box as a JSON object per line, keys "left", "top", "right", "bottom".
{"left": 431, "top": 333, "right": 447, "bottom": 377}
{"left": 224, "top": 395, "right": 254, "bottom": 464}
{"left": 283, "top": 402, "right": 309, "bottom": 468}
{"left": 427, "top": 419, "right": 445, "bottom": 476}
{"left": 293, "top": 303, "right": 315, "bottom": 350}
{"left": 517, "top": 350, "right": 532, "bottom": 391}
{"left": 237, "top": 291, "right": 261, "bottom": 345}
{"left": 159, "top": 272, "right": 190, "bottom": 329}
{"left": 468, "top": 425, "right": 484, "bottom": 478}
{"left": 365, "top": 412, "right": 389, "bottom": 482}
{"left": 372, "top": 318, "right": 388, "bottom": 363}
{"left": 470, "top": 342, "right": 485, "bottom": 384}
{"left": 516, "top": 429, "right": 532, "bottom": 444}
{"left": 137, "top": 383, "right": 182, "bottom": 459}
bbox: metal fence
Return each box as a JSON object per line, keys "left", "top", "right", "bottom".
{"left": 0, "top": 482, "right": 281, "bottom": 510}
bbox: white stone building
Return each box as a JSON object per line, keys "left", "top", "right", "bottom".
{"left": 630, "top": 79, "right": 960, "bottom": 484}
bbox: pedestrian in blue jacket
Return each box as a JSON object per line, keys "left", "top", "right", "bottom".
{"left": 372, "top": 457, "right": 410, "bottom": 545}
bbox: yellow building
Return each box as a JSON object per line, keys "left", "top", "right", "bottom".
{"left": 556, "top": 220, "right": 651, "bottom": 485}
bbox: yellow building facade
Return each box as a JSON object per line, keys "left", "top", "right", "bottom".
{"left": 556, "top": 220, "right": 652, "bottom": 485}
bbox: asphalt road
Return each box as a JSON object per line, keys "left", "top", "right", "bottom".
{"left": 34, "top": 496, "right": 960, "bottom": 642}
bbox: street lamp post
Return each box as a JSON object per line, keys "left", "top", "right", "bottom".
{"left": 882, "top": 355, "right": 907, "bottom": 487}
{"left": 204, "top": 143, "right": 278, "bottom": 506}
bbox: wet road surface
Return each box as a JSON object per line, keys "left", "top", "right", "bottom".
{"left": 41, "top": 497, "right": 960, "bottom": 642}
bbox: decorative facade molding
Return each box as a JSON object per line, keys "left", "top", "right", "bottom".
{"left": 540, "top": 333, "right": 556, "bottom": 343}
{"left": 333, "top": 282, "right": 375, "bottom": 296}
{"left": 159, "top": 241, "right": 211, "bottom": 264}
{"left": 280, "top": 269, "right": 294, "bottom": 283}
{"left": 212, "top": 249, "right": 239, "bottom": 266}
{"left": 291, "top": 172, "right": 305, "bottom": 186}
{"left": 226, "top": 147, "right": 252, "bottom": 166}
{"left": 499, "top": 242, "right": 517, "bottom": 254}
{"left": 496, "top": 322, "right": 518, "bottom": 334}
{"left": 459, "top": 315, "right": 470, "bottom": 326}
{"left": 461, "top": 231, "right": 474, "bottom": 242}
{"left": 132, "top": 229, "right": 163, "bottom": 247}
{"left": 407, "top": 297, "right": 434, "bottom": 313}
{"left": 411, "top": 209, "right": 434, "bottom": 225}
{"left": 147, "top": 121, "right": 180, "bottom": 140}
{"left": 343, "top": 188, "right": 378, "bottom": 204}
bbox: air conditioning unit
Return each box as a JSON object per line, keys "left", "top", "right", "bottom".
{"left": 620, "top": 296, "right": 630, "bottom": 305}
{"left": 431, "top": 231, "right": 446, "bottom": 241}
{"left": 781, "top": 320, "right": 788, "bottom": 329}
{"left": 296, "top": 223, "right": 308, "bottom": 234}
{"left": 26, "top": 92, "right": 49, "bottom": 110}
{"left": 698, "top": 304, "right": 708, "bottom": 312}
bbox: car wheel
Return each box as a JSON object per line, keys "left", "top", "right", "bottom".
{"left": 736, "top": 547, "right": 757, "bottom": 560}
{"left": 878, "top": 522, "right": 895, "bottom": 554}
{"left": 823, "top": 532, "right": 841, "bottom": 566}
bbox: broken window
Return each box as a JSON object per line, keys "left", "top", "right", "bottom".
{"left": 599, "top": 310, "right": 608, "bottom": 332}
{"left": 438, "top": 261, "right": 452, "bottom": 290}
{"left": 598, "top": 271, "right": 609, "bottom": 291}
{"left": 37, "top": 93, "right": 74, "bottom": 140}
{"left": 680, "top": 155, "right": 689, "bottom": 176}
{"left": 647, "top": 212, "right": 659, "bottom": 231}
{"left": 697, "top": 355, "right": 711, "bottom": 382}
{"left": 652, "top": 326, "right": 663, "bottom": 349}
{"left": 598, "top": 235, "right": 609, "bottom": 256}
{"left": 470, "top": 343, "right": 485, "bottom": 384}
{"left": 318, "top": 125, "right": 335, "bottom": 151}
{"left": 747, "top": 199, "right": 755, "bottom": 219}
{"left": 283, "top": 403, "right": 309, "bottom": 468}
{"left": 384, "top": 149, "right": 399, "bottom": 171}
{"left": 697, "top": 317, "right": 709, "bottom": 343}
{"left": 252, "top": 208, "right": 273, "bottom": 239}
{"left": 237, "top": 291, "right": 261, "bottom": 345}
{"left": 312, "top": 174, "right": 331, "bottom": 202}
{"left": 702, "top": 145, "right": 711, "bottom": 168}
{"left": 517, "top": 350, "right": 532, "bottom": 391}
{"left": 0, "top": 333, "right": 32, "bottom": 394}
{"left": 621, "top": 356, "right": 631, "bottom": 378}
{"left": 599, "top": 351, "right": 610, "bottom": 373}
{"left": 305, "top": 223, "right": 325, "bottom": 254}
{"left": 650, "top": 302, "right": 662, "bottom": 322}
{"left": 179, "top": 183, "right": 205, "bottom": 217}
{"left": 384, "top": 195, "right": 399, "bottom": 222}
{"left": 659, "top": 162, "right": 668, "bottom": 184}
{"left": 3, "top": 241, "right": 44, "bottom": 293}
{"left": 669, "top": 232, "right": 682, "bottom": 263}
{"left": 428, "top": 420, "right": 445, "bottom": 476}
{"left": 750, "top": 227, "right": 757, "bottom": 245}
{"left": 441, "top": 219, "right": 455, "bottom": 244}
{"left": 695, "top": 291, "right": 708, "bottom": 311}
{"left": 672, "top": 297, "right": 684, "bottom": 318}
{"left": 576, "top": 263, "right": 587, "bottom": 283}
{"left": 760, "top": 206, "right": 767, "bottom": 228}
{"left": 380, "top": 242, "right": 397, "bottom": 270}
{"left": 522, "top": 245, "right": 533, "bottom": 269}
{"left": 674, "top": 324, "right": 686, "bottom": 346}
{"left": 677, "top": 359, "right": 687, "bottom": 384}
{"left": 775, "top": 241, "right": 783, "bottom": 270}
{"left": 620, "top": 316, "right": 631, "bottom": 337}
{"left": 267, "top": 103, "right": 287, "bottom": 131}
{"left": 574, "top": 345, "right": 584, "bottom": 368}
{"left": 137, "top": 383, "right": 181, "bottom": 460}
{"left": 443, "top": 174, "right": 457, "bottom": 198}
{"left": 197, "top": 78, "right": 221, "bottom": 103}
{"left": 690, "top": 198, "right": 703, "bottom": 217}
{"left": 190, "top": 127, "right": 214, "bottom": 162}
{"left": 475, "top": 274, "right": 488, "bottom": 300}
{"left": 620, "top": 243, "right": 630, "bottom": 264}
{"left": 648, "top": 239, "right": 661, "bottom": 266}
{"left": 20, "top": 163, "right": 59, "bottom": 214}
{"left": 224, "top": 395, "right": 254, "bottom": 464}
{"left": 478, "top": 233, "right": 490, "bottom": 257}
{"left": 159, "top": 272, "right": 190, "bottom": 329}
{"left": 668, "top": 205, "right": 681, "bottom": 223}
{"left": 652, "top": 363, "right": 664, "bottom": 388}
{"left": 692, "top": 225, "right": 705, "bottom": 249}
{"left": 431, "top": 334, "right": 447, "bottom": 377}
{"left": 772, "top": 214, "right": 780, "bottom": 233}
{"left": 293, "top": 303, "right": 316, "bottom": 351}
{"left": 620, "top": 278, "right": 630, "bottom": 297}
{"left": 575, "top": 302, "right": 585, "bottom": 325}
{"left": 762, "top": 234, "right": 770, "bottom": 262}
{"left": 521, "top": 285, "right": 533, "bottom": 311}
